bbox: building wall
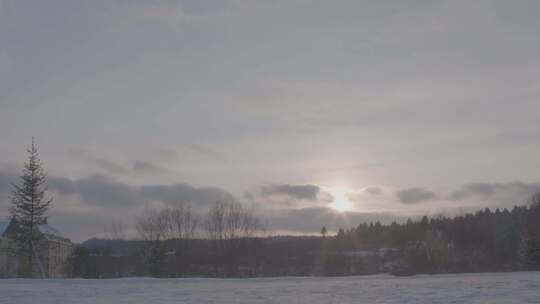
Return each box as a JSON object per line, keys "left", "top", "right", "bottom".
{"left": 44, "top": 239, "right": 72, "bottom": 278}
{"left": 0, "top": 236, "right": 72, "bottom": 278}
{"left": 0, "top": 237, "right": 19, "bottom": 278}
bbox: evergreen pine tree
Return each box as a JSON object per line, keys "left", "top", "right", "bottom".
{"left": 321, "top": 226, "right": 327, "bottom": 238}
{"left": 9, "top": 139, "right": 53, "bottom": 277}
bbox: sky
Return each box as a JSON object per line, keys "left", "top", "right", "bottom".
{"left": 1, "top": 0, "right": 540, "bottom": 242}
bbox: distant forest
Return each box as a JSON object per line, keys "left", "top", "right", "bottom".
{"left": 68, "top": 194, "right": 540, "bottom": 278}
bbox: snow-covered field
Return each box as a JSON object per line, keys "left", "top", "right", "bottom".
{"left": 1, "top": 271, "right": 539, "bottom": 304}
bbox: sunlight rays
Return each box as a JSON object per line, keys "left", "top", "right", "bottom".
{"left": 328, "top": 187, "right": 353, "bottom": 212}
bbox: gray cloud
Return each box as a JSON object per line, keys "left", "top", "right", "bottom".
{"left": 68, "top": 149, "right": 129, "bottom": 175}
{"left": 48, "top": 175, "right": 143, "bottom": 208}
{"left": 450, "top": 182, "right": 540, "bottom": 203}
{"left": 365, "top": 186, "right": 383, "bottom": 195}
{"left": 140, "top": 184, "right": 234, "bottom": 208}
{"left": 131, "top": 160, "right": 168, "bottom": 176}
{"left": 71, "top": 149, "right": 170, "bottom": 177}
{"left": 177, "top": 144, "right": 228, "bottom": 163}
{"left": 0, "top": 169, "right": 236, "bottom": 240}
{"left": 5, "top": 164, "right": 540, "bottom": 241}
{"left": 250, "top": 184, "right": 333, "bottom": 208}
{"left": 9, "top": 172, "right": 235, "bottom": 209}
{"left": 451, "top": 183, "right": 497, "bottom": 200}
{"left": 396, "top": 188, "right": 438, "bottom": 204}
{"left": 93, "top": 158, "right": 130, "bottom": 175}
{"left": 260, "top": 184, "right": 321, "bottom": 201}
{"left": 157, "top": 149, "right": 180, "bottom": 161}
{"left": 393, "top": 182, "right": 540, "bottom": 207}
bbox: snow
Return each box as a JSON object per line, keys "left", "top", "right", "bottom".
{"left": 38, "top": 224, "right": 63, "bottom": 238}
{"left": 0, "top": 221, "right": 64, "bottom": 239}
{"left": 1, "top": 271, "right": 539, "bottom": 304}
{"left": 0, "top": 222, "right": 8, "bottom": 234}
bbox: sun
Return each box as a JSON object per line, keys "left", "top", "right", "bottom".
{"left": 329, "top": 188, "right": 353, "bottom": 212}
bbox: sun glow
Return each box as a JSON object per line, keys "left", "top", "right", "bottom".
{"left": 329, "top": 188, "right": 353, "bottom": 212}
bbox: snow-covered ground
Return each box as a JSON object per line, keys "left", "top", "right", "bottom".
{"left": 1, "top": 271, "right": 539, "bottom": 304}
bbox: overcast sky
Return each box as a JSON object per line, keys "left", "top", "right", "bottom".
{"left": 1, "top": 0, "right": 540, "bottom": 241}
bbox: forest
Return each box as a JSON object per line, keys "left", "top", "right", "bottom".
{"left": 67, "top": 194, "right": 540, "bottom": 278}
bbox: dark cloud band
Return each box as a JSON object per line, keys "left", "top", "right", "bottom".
{"left": 259, "top": 184, "right": 321, "bottom": 200}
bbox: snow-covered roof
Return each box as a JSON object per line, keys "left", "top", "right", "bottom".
{"left": 0, "top": 222, "right": 8, "bottom": 235}
{"left": 0, "top": 219, "right": 68, "bottom": 242}
{"left": 38, "top": 224, "right": 64, "bottom": 238}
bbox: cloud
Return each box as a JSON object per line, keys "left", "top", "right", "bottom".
{"left": 364, "top": 186, "right": 383, "bottom": 195}
{"left": 131, "top": 160, "right": 168, "bottom": 176}
{"left": 5, "top": 163, "right": 540, "bottom": 241}
{"left": 0, "top": 169, "right": 236, "bottom": 241}
{"left": 248, "top": 183, "right": 332, "bottom": 209}
{"left": 450, "top": 182, "right": 540, "bottom": 203}
{"left": 43, "top": 174, "right": 235, "bottom": 210}
{"left": 140, "top": 183, "right": 234, "bottom": 208}
{"left": 396, "top": 187, "right": 437, "bottom": 204}
{"left": 393, "top": 182, "right": 540, "bottom": 207}
{"left": 48, "top": 175, "right": 143, "bottom": 208}
{"left": 260, "top": 184, "right": 321, "bottom": 201}
{"left": 69, "top": 149, "right": 171, "bottom": 177}
{"left": 157, "top": 149, "right": 180, "bottom": 161}
{"left": 451, "top": 183, "right": 496, "bottom": 200}
{"left": 68, "top": 149, "right": 129, "bottom": 175}
{"left": 0, "top": 166, "right": 233, "bottom": 211}
{"left": 177, "top": 144, "right": 228, "bottom": 163}
{"left": 92, "top": 158, "right": 130, "bottom": 175}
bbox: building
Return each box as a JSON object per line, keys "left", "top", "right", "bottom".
{"left": 0, "top": 222, "right": 16, "bottom": 276}
{"left": 0, "top": 218, "right": 72, "bottom": 278}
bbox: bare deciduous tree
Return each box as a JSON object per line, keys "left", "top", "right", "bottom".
{"left": 162, "top": 204, "right": 198, "bottom": 276}
{"left": 136, "top": 208, "right": 169, "bottom": 276}
{"left": 136, "top": 209, "right": 169, "bottom": 242}
{"left": 205, "top": 200, "right": 262, "bottom": 240}
{"left": 205, "top": 200, "right": 264, "bottom": 276}
{"left": 163, "top": 204, "right": 198, "bottom": 241}
{"left": 104, "top": 221, "right": 126, "bottom": 240}
{"left": 137, "top": 204, "right": 199, "bottom": 276}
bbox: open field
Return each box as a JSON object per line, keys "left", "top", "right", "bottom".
{"left": 1, "top": 271, "right": 539, "bottom": 304}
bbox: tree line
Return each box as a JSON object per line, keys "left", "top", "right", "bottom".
{"left": 329, "top": 193, "right": 540, "bottom": 274}
{"left": 133, "top": 200, "right": 263, "bottom": 277}
{"left": 68, "top": 193, "right": 540, "bottom": 277}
